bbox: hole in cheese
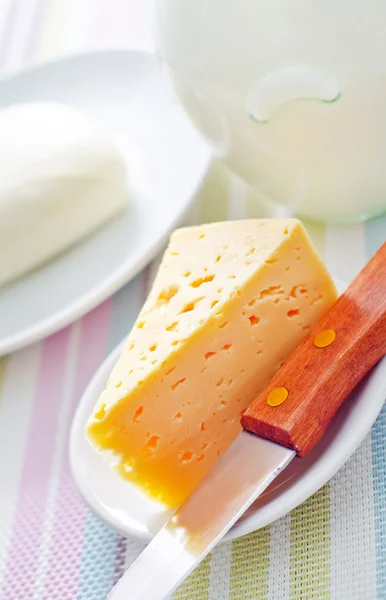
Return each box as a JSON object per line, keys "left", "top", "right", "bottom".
{"left": 179, "top": 297, "right": 205, "bottom": 314}
{"left": 311, "top": 294, "right": 324, "bottom": 305}
{"left": 94, "top": 404, "right": 106, "bottom": 420}
{"left": 158, "top": 284, "right": 180, "bottom": 304}
{"left": 141, "top": 436, "right": 160, "bottom": 455}
{"left": 171, "top": 377, "right": 186, "bottom": 391}
{"left": 180, "top": 450, "right": 194, "bottom": 463}
{"left": 190, "top": 274, "right": 215, "bottom": 288}
{"left": 260, "top": 285, "right": 284, "bottom": 298}
{"left": 290, "top": 285, "right": 308, "bottom": 298}
{"left": 133, "top": 406, "right": 144, "bottom": 424}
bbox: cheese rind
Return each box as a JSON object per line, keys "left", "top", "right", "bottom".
{"left": 87, "top": 219, "right": 337, "bottom": 507}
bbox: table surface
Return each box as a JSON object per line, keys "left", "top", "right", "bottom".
{"left": 0, "top": 2, "right": 385, "bottom": 599}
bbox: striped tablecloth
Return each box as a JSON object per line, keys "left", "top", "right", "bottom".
{"left": 0, "top": 2, "right": 385, "bottom": 599}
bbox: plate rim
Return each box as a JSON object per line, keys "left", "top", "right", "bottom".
{"left": 0, "top": 49, "right": 212, "bottom": 356}
{"left": 69, "top": 277, "right": 386, "bottom": 542}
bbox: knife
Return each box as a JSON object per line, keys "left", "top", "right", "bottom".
{"left": 109, "top": 242, "right": 386, "bottom": 600}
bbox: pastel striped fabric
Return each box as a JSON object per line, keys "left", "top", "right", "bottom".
{"left": 0, "top": 2, "right": 385, "bottom": 599}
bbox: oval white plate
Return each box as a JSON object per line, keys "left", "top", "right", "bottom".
{"left": 69, "top": 279, "right": 386, "bottom": 542}
{"left": 0, "top": 51, "right": 211, "bottom": 356}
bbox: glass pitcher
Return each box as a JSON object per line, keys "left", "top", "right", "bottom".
{"left": 155, "top": 0, "right": 386, "bottom": 223}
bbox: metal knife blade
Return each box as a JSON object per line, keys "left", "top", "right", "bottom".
{"left": 109, "top": 432, "right": 294, "bottom": 600}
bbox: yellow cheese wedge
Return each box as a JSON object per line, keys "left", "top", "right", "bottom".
{"left": 86, "top": 219, "right": 337, "bottom": 507}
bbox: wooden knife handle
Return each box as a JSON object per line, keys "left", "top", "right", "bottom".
{"left": 241, "top": 242, "right": 386, "bottom": 457}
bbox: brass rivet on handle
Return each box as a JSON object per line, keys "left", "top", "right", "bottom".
{"left": 267, "top": 387, "right": 289, "bottom": 407}
{"left": 314, "top": 329, "right": 336, "bottom": 348}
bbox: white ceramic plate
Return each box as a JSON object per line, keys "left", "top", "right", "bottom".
{"left": 0, "top": 51, "right": 211, "bottom": 356}
{"left": 69, "top": 279, "right": 386, "bottom": 542}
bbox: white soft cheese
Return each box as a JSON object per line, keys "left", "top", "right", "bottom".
{"left": 0, "top": 102, "right": 128, "bottom": 286}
